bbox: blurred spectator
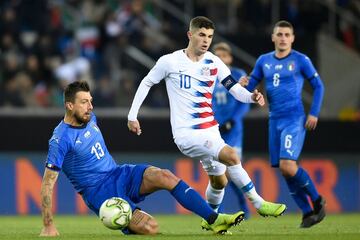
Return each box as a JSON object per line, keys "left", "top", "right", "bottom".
{"left": 54, "top": 56, "right": 93, "bottom": 89}
{"left": 92, "top": 75, "right": 116, "bottom": 107}
{"left": 0, "top": 0, "right": 358, "bottom": 111}
{"left": 0, "top": 71, "right": 36, "bottom": 107}
{"left": 117, "top": 69, "right": 137, "bottom": 107}
{"left": 1, "top": 52, "right": 21, "bottom": 84}
{"left": 0, "top": 7, "right": 19, "bottom": 37}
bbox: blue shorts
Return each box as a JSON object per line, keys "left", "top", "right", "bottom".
{"left": 81, "top": 164, "right": 149, "bottom": 215}
{"left": 269, "top": 116, "right": 306, "bottom": 167}
{"left": 221, "top": 121, "right": 244, "bottom": 157}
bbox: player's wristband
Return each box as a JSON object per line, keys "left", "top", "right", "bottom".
{"left": 45, "top": 163, "right": 61, "bottom": 171}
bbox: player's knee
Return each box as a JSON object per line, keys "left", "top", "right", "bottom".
{"left": 160, "top": 169, "right": 180, "bottom": 188}
{"left": 218, "top": 145, "right": 240, "bottom": 166}
{"left": 210, "top": 175, "right": 228, "bottom": 189}
{"left": 279, "top": 160, "right": 297, "bottom": 177}
{"left": 211, "top": 180, "right": 227, "bottom": 189}
{"left": 223, "top": 148, "right": 240, "bottom": 166}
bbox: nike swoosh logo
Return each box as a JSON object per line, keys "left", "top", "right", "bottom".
{"left": 185, "top": 187, "right": 193, "bottom": 194}
{"left": 179, "top": 70, "right": 186, "bottom": 73}
{"left": 303, "top": 181, "right": 310, "bottom": 187}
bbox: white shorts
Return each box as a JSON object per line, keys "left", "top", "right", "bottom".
{"left": 174, "top": 126, "right": 227, "bottom": 176}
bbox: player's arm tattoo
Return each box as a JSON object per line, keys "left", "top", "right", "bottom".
{"left": 130, "top": 210, "right": 153, "bottom": 231}
{"left": 40, "top": 168, "right": 59, "bottom": 227}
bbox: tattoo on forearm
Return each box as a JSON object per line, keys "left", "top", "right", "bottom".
{"left": 40, "top": 169, "right": 59, "bottom": 226}
{"left": 131, "top": 213, "right": 145, "bottom": 225}
{"left": 44, "top": 212, "right": 53, "bottom": 225}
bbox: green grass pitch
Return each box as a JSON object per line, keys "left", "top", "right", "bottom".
{"left": 0, "top": 213, "right": 359, "bottom": 240}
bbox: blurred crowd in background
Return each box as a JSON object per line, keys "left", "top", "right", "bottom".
{"left": 0, "top": 0, "right": 359, "bottom": 119}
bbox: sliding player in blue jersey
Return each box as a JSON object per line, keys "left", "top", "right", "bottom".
{"left": 39, "top": 81, "right": 245, "bottom": 237}
{"left": 212, "top": 42, "right": 250, "bottom": 218}
{"left": 242, "top": 20, "right": 325, "bottom": 228}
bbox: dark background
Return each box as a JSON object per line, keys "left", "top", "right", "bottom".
{"left": 1, "top": 116, "right": 358, "bottom": 153}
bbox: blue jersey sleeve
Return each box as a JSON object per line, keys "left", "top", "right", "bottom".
{"left": 248, "top": 56, "right": 264, "bottom": 91}
{"left": 231, "top": 67, "right": 247, "bottom": 81}
{"left": 46, "top": 132, "right": 71, "bottom": 171}
{"left": 300, "top": 55, "right": 325, "bottom": 117}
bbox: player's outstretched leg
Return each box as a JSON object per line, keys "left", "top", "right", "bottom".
{"left": 227, "top": 164, "right": 287, "bottom": 217}
{"left": 202, "top": 211, "right": 245, "bottom": 234}
{"left": 257, "top": 201, "right": 287, "bottom": 217}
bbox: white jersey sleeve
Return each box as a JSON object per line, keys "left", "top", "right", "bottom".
{"left": 128, "top": 56, "right": 169, "bottom": 121}
{"left": 213, "top": 55, "right": 231, "bottom": 81}
{"left": 213, "top": 54, "right": 254, "bottom": 103}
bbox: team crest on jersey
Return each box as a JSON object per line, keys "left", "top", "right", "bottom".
{"left": 201, "top": 67, "right": 210, "bottom": 76}
{"left": 84, "top": 131, "right": 91, "bottom": 138}
{"left": 288, "top": 61, "right": 295, "bottom": 71}
{"left": 201, "top": 66, "right": 217, "bottom": 76}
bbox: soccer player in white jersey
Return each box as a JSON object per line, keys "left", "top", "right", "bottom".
{"left": 128, "top": 16, "right": 286, "bottom": 231}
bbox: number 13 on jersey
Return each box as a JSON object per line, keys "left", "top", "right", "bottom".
{"left": 91, "top": 142, "right": 105, "bottom": 159}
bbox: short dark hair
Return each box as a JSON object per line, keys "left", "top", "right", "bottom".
{"left": 273, "top": 20, "right": 294, "bottom": 33}
{"left": 64, "top": 81, "right": 90, "bottom": 103}
{"left": 189, "top": 16, "right": 215, "bottom": 32}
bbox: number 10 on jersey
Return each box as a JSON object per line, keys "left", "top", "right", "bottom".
{"left": 180, "top": 74, "right": 191, "bottom": 89}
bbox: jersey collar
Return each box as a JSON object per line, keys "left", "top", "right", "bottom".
{"left": 273, "top": 50, "right": 293, "bottom": 60}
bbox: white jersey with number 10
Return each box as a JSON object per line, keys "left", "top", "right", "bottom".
{"left": 141, "top": 50, "right": 230, "bottom": 137}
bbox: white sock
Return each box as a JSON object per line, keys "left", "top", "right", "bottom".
{"left": 205, "top": 182, "right": 225, "bottom": 212}
{"left": 227, "top": 164, "right": 264, "bottom": 209}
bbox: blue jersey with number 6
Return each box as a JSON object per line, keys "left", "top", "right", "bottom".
{"left": 247, "top": 50, "right": 324, "bottom": 119}
{"left": 247, "top": 50, "right": 324, "bottom": 165}
{"left": 46, "top": 113, "right": 117, "bottom": 192}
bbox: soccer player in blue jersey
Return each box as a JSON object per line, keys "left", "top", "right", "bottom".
{"left": 212, "top": 42, "right": 250, "bottom": 218}
{"left": 242, "top": 20, "right": 326, "bottom": 228}
{"left": 39, "top": 81, "right": 245, "bottom": 237}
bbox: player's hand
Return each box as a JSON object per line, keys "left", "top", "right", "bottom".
{"left": 239, "top": 76, "right": 249, "bottom": 87}
{"left": 39, "top": 224, "right": 60, "bottom": 237}
{"left": 251, "top": 89, "right": 265, "bottom": 106}
{"left": 128, "top": 120, "right": 142, "bottom": 135}
{"left": 305, "top": 115, "right": 318, "bottom": 130}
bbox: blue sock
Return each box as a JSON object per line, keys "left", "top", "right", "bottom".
{"left": 171, "top": 180, "right": 218, "bottom": 224}
{"left": 295, "top": 168, "right": 319, "bottom": 202}
{"left": 285, "top": 176, "right": 313, "bottom": 215}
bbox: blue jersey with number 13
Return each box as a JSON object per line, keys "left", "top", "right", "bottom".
{"left": 46, "top": 113, "right": 117, "bottom": 193}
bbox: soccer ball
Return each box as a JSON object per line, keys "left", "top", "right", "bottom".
{"left": 99, "top": 197, "right": 132, "bottom": 230}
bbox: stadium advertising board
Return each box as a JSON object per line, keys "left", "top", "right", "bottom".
{"left": 0, "top": 153, "right": 358, "bottom": 214}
